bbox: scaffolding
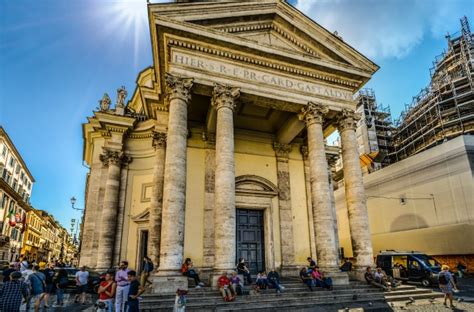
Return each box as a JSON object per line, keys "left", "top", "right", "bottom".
{"left": 354, "top": 88, "right": 394, "bottom": 173}
{"left": 391, "top": 16, "right": 474, "bottom": 162}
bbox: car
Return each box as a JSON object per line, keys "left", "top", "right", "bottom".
{"left": 376, "top": 250, "right": 444, "bottom": 287}
{"left": 53, "top": 267, "right": 102, "bottom": 293}
{"left": 0, "top": 260, "right": 10, "bottom": 271}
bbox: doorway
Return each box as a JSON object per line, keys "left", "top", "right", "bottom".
{"left": 236, "top": 209, "right": 265, "bottom": 275}
{"left": 138, "top": 230, "right": 148, "bottom": 272}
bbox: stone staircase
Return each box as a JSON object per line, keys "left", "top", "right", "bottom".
{"left": 384, "top": 284, "right": 445, "bottom": 306}
{"left": 140, "top": 278, "right": 392, "bottom": 311}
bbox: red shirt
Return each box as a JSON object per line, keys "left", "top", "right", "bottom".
{"left": 217, "top": 276, "right": 230, "bottom": 288}
{"left": 99, "top": 281, "right": 114, "bottom": 300}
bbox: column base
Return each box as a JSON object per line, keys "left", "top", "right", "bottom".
{"left": 348, "top": 267, "right": 370, "bottom": 282}
{"left": 280, "top": 264, "right": 300, "bottom": 278}
{"left": 320, "top": 269, "right": 349, "bottom": 285}
{"left": 151, "top": 274, "right": 188, "bottom": 294}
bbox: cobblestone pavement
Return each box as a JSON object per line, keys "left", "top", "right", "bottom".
{"left": 20, "top": 292, "right": 97, "bottom": 312}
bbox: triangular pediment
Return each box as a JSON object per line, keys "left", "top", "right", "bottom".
{"left": 149, "top": 0, "right": 378, "bottom": 75}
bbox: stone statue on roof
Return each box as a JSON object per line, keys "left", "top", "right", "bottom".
{"left": 116, "top": 86, "right": 128, "bottom": 108}
{"left": 98, "top": 93, "right": 112, "bottom": 112}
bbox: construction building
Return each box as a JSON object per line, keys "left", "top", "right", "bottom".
{"left": 391, "top": 16, "right": 474, "bottom": 161}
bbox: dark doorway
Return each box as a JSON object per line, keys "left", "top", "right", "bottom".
{"left": 138, "top": 230, "right": 148, "bottom": 272}
{"left": 236, "top": 209, "right": 265, "bottom": 275}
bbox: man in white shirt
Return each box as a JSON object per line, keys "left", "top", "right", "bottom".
{"left": 74, "top": 266, "right": 89, "bottom": 305}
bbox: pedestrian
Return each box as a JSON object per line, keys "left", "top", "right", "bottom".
{"left": 74, "top": 266, "right": 89, "bottom": 305}
{"left": 41, "top": 262, "right": 55, "bottom": 308}
{"left": 237, "top": 257, "right": 252, "bottom": 285}
{"left": 115, "top": 260, "right": 130, "bottom": 312}
{"left": 439, "top": 265, "right": 459, "bottom": 309}
{"left": 54, "top": 268, "right": 69, "bottom": 307}
{"left": 98, "top": 272, "right": 116, "bottom": 312}
{"left": 0, "top": 271, "right": 30, "bottom": 312}
{"left": 20, "top": 256, "right": 29, "bottom": 273}
{"left": 140, "top": 256, "right": 154, "bottom": 288}
{"left": 3, "top": 263, "right": 17, "bottom": 282}
{"left": 27, "top": 265, "right": 47, "bottom": 312}
{"left": 126, "top": 270, "right": 144, "bottom": 312}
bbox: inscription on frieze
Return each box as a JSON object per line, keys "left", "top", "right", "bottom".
{"left": 171, "top": 50, "right": 353, "bottom": 101}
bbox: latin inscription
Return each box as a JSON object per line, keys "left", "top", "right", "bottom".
{"left": 172, "top": 51, "right": 353, "bottom": 101}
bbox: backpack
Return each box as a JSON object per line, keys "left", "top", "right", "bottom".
{"left": 438, "top": 273, "right": 448, "bottom": 285}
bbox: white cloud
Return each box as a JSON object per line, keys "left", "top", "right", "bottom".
{"left": 295, "top": 0, "right": 472, "bottom": 59}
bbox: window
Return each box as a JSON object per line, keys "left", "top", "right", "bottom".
{"left": 12, "top": 180, "right": 18, "bottom": 191}
{"left": 1, "top": 146, "right": 6, "bottom": 157}
{"left": 20, "top": 172, "right": 24, "bottom": 180}
{"left": 9, "top": 157, "right": 14, "bottom": 167}
{"left": 15, "top": 165, "right": 20, "bottom": 174}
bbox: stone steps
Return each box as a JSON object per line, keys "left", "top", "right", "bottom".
{"left": 384, "top": 286, "right": 445, "bottom": 303}
{"left": 140, "top": 279, "right": 389, "bottom": 311}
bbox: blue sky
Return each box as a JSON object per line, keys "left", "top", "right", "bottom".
{"left": 0, "top": 0, "right": 472, "bottom": 228}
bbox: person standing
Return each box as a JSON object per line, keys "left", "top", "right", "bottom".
{"left": 126, "top": 270, "right": 144, "bottom": 312}
{"left": 3, "top": 263, "right": 17, "bottom": 283}
{"left": 41, "top": 263, "right": 55, "bottom": 308}
{"left": 27, "top": 265, "right": 47, "bottom": 312}
{"left": 0, "top": 271, "right": 30, "bottom": 312}
{"left": 98, "top": 272, "right": 116, "bottom": 312}
{"left": 140, "top": 256, "right": 154, "bottom": 288}
{"left": 237, "top": 257, "right": 252, "bottom": 285}
{"left": 115, "top": 261, "right": 130, "bottom": 312}
{"left": 74, "top": 266, "right": 89, "bottom": 305}
{"left": 54, "top": 268, "right": 69, "bottom": 307}
{"left": 439, "top": 265, "right": 459, "bottom": 309}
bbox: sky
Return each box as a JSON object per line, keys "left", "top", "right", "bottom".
{"left": 0, "top": 0, "right": 472, "bottom": 228}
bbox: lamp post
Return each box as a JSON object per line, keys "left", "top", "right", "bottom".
{"left": 70, "top": 196, "right": 84, "bottom": 250}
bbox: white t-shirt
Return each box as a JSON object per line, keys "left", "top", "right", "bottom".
{"left": 75, "top": 270, "right": 89, "bottom": 286}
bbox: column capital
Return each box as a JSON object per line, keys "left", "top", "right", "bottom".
{"left": 298, "top": 102, "right": 329, "bottom": 126}
{"left": 337, "top": 108, "right": 361, "bottom": 132}
{"left": 100, "top": 148, "right": 132, "bottom": 167}
{"left": 165, "top": 73, "right": 194, "bottom": 103}
{"left": 211, "top": 83, "right": 240, "bottom": 112}
{"left": 152, "top": 131, "right": 167, "bottom": 149}
{"left": 273, "top": 142, "right": 292, "bottom": 159}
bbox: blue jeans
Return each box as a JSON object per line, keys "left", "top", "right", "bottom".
{"left": 315, "top": 277, "right": 333, "bottom": 289}
{"left": 268, "top": 280, "right": 282, "bottom": 291}
{"left": 126, "top": 300, "right": 139, "bottom": 312}
{"left": 56, "top": 288, "right": 64, "bottom": 304}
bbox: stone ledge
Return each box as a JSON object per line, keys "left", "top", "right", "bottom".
{"left": 151, "top": 275, "right": 188, "bottom": 294}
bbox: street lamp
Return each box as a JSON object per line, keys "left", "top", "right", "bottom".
{"left": 70, "top": 196, "right": 83, "bottom": 211}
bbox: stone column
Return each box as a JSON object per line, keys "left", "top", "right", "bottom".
{"left": 300, "top": 146, "right": 317, "bottom": 260}
{"left": 273, "top": 142, "right": 296, "bottom": 275}
{"left": 298, "top": 102, "right": 346, "bottom": 284}
{"left": 113, "top": 159, "right": 131, "bottom": 266}
{"left": 202, "top": 133, "right": 216, "bottom": 279}
{"left": 148, "top": 131, "right": 167, "bottom": 268}
{"left": 96, "top": 148, "right": 131, "bottom": 270}
{"left": 338, "top": 108, "right": 373, "bottom": 271}
{"left": 157, "top": 74, "right": 193, "bottom": 276}
{"left": 212, "top": 83, "right": 240, "bottom": 283}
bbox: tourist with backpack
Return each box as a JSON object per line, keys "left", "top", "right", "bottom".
{"left": 27, "top": 265, "right": 47, "bottom": 312}
{"left": 54, "top": 268, "right": 69, "bottom": 307}
{"left": 438, "top": 265, "right": 459, "bottom": 309}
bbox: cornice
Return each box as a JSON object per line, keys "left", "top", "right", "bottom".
{"left": 166, "top": 36, "right": 359, "bottom": 89}
{"left": 156, "top": 16, "right": 372, "bottom": 82}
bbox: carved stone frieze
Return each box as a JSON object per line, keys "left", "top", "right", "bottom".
{"left": 152, "top": 131, "right": 167, "bottom": 149}
{"left": 164, "top": 73, "right": 194, "bottom": 103}
{"left": 211, "top": 83, "right": 240, "bottom": 111}
{"left": 298, "top": 102, "right": 329, "bottom": 126}
{"left": 337, "top": 108, "right": 361, "bottom": 132}
{"left": 100, "top": 148, "right": 132, "bottom": 167}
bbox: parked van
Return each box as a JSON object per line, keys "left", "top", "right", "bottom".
{"left": 376, "top": 250, "right": 441, "bottom": 287}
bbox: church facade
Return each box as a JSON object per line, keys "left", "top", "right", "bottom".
{"left": 80, "top": 0, "right": 378, "bottom": 290}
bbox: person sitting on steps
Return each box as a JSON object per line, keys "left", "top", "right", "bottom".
{"left": 311, "top": 266, "right": 333, "bottom": 290}
{"left": 307, "top": 257, "right": 317, "bottom": 272}
{"left": 255, "top": 271, "right": 268, "bottom": 289}
{"left": 364, "top": 267, "right": 389, "bottom": 291}
{"left": 237, "top": 257, "right": 252, "bottom": 285}
{"left": 339, "top": 258, "right": 352, "bottom": 272}
{"left": 229, "top": 272, "right": 243, "bottom": 296}
{"left": 217, "top": 272, "right": 236, "bottom": 302}
{"left": 299, "top": 267, "right": 314, "bottom": 291}
{"left": 267, "top": 268, "right": 284, "bottom": 294}
{"left": 181, "top": 258, "right": 204, "bottom": 288}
